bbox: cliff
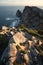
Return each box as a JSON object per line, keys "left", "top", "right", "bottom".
{"left": 0, "top": 5, "right": 43, "bottom": 65}
{"left": 0, "top": 26, "right": 43, "bottom": 65}
{"left": 16, "top": 6, "right": 43, "bottom": 30}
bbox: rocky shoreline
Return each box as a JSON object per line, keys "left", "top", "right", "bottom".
{"left": 0, "top": 6, "right": 43, "bottom": 65}
{"left": 0, "top": 26, "right": 43, "bottom": 65}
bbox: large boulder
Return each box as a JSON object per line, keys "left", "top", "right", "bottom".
{"left": 13, "top": 31, "right": 27, "bottom": 45}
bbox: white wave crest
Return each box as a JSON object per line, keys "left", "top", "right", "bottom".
{"left": 5, "top": 18, "right": 14, "bottom": 21}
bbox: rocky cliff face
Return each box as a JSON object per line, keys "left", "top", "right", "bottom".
{"left": 16, "top": 10, "right": 22, "bottom": 19}
{"left": 0, "top": 26, "right": 43, "bottom": 65}
{"left": 16, "top": 6, "right": 43, "bottom": 30}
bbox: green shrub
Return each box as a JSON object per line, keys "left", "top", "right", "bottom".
{"left": 18, "top": 25, "right": 43, "bottom": 38}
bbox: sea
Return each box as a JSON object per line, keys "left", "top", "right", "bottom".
{"left": 0, "top": 6, "right": 43, "bottom": 29}
{"left": 0, "top": 6, "right": 24, "bottom": 29}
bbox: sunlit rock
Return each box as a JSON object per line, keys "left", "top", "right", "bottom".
{"left": 39, "top": 40, "right": 42, "bottom": 45}
{"left": 13, "top": 31, "right": 27, "bottom": 45}
{"left": 10, "top": 31, "right": 15, "bottom": 36}
{"left": 2, "top": 26, "right": 8, "bottom": 31}
{"left": 23, "top": 53, "right": 30, "bottom": 64}
{"left": 1, "top": 43, "right": 17, "bottom": 65}
{"left": 32, "top": 36, "right": 37, "bottom": 43}
{"left": 28, "top": 40, "right": 33, "bottom": 48}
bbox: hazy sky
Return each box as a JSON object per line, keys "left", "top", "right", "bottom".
{"left": 0, "top": 0, "right": 43, "bottom": 6}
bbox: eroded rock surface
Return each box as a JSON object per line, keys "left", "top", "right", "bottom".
{"left": 0, "top": 27, "right": 43, "bottom": 65}
{"left": 16, "top": 6, "right": 43, "bottom": 30}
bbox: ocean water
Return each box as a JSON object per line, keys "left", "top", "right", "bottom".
{"left": 0, "top": 6, "right": 24, "bottom": 29}
{"left": 0, "top": 6, "right": 43, "bottom": 29}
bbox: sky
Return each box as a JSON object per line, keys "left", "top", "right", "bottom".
{"left": 0, "top": 0, "right": 43, "bottom": 6}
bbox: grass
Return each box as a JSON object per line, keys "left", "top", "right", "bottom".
{"left": 16, "top": 45, "right": 21, "bottom": 50}
{"left": 18, "top": 25, "right": 43, "bottom": 38}
{"left": 0, "top": 30, "right": 2, "bottom": 32}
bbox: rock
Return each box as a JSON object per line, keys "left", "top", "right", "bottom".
{"left": 22, "top": 6, "right": 32, "bottom": 27}
{"left": 0, "top": 26, "right": 43, "bottom": 65}
{"left": 32, "top": 36, "right": 37, "bottom": 43}
{"left": 28, "top": 40, "right": 33, "bottom": 48}
{"left": 21, "top": 6, "right": 43, "bottom": 30}
{"left": 16, "top": 50, "right": 24, "bottom": 64}
{"left": 39, "top": 40, "right": 42, "bottom": 45}
{"left": 0, "top": 34, "right": 9, "bottom": 58}
{"left": 16, "top": 6, "right": 43, "bottom": 30}
{"left": 23, "top": 53, "right": 30, "bottom": 64}
{"left": 10, "top": 31, "right": 15, "bottom": 35}
{"left": 2, "top": 26, "right": 8, "bottom": 31}
{"left": 16, "top": 10, "right": 22, "bottom": 19}
{"left": 37, "top": 23, "right": 43, "bottom": 30}
{"left": 39, "top": 10, "right": 43, "bottom": 18}
{"left": 13, "top": 31, "right": 27, "bottom": 45}
{"left": 1, "top": 43, "right": 17, "bottom": 65}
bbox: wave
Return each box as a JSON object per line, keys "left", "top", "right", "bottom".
{"left": 9, "top": 18, "right": 20, "bottom": 27}
{"left": 5, "top": 17, "right": 14, "bottom": 21}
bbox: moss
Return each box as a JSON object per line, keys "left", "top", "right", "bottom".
{"left": 20, "top": 50, "right": 28, "bottom": 54}
{"left": 0, "top": 30, "right": 2, "bottom": 32}
{"left": 16, "top": 45, "right": 21, "bottom": 50}
{"left": 18, "top": 25, "right": 43, "bottom": 38}
{"left": 21, "top": 50, "right": 26, "bottom": 54}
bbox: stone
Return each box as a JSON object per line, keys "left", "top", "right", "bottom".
{"left": 21, "top": 6, "right": 43, "bottom": 30}
{"left": 23, "top": 53, "right": 30, "bottom": 64}
{"left": 1, "top": 43, "right": 17, "bottom": 65}
{"left": 2, "top": 26, "right": 8, "bottom": 31}
{"left": 16, "top": 10, "right": 22, "bottom": 19}
{"left": 13, "top": 31, "right": 27, "bottom": 45}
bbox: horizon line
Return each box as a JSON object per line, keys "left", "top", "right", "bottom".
{"left": 0, "top": 5, "right": 43, "bottom": 7}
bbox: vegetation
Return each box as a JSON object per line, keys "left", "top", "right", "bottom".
{"left": 35, "top": 45, "right": 43, "bottom": 56}
{"left": 18, "top": 25, "right": 43, "bottom": 38}
{"left": 0, "top": 26, "right": 43, "bottom": 65}
{"left": 0, "top": 30, "right": 2, "bottom": 32}
{"left": 16, "top": 45, "right": 21, "bottom": 50}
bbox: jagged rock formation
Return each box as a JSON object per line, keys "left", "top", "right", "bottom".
{"left": 16, "top": 6, "right": 43, "bottom": 30}
{"left": 0, "top": 26, "right": 43, "bottom": 65}
{"left": 16, "top": 10, "right": 22, "bottom": 19}
{"left": 1, "top": 43, "right": 17, "bottom": 65}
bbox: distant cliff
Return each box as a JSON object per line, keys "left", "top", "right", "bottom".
{"left": 16, "top": 6, "right": 43, "bottom": 30}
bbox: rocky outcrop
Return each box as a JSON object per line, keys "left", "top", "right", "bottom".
{"left": 16, "top": 10, "right": 22, "bottom": 19}
{"left": 1, "top": 43, "right": 17, "bottom": 65}
{"left": 0, "top": 26, "right": 43, "bottom": 65}
{"left": 0, "top": 34, "right": 10, "bottom": 58}
{"left": 16, "top": 6, "right": 43, "bottom": 30}
{"left": 2, "top": 26, "right": 8, "bottom": 31}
